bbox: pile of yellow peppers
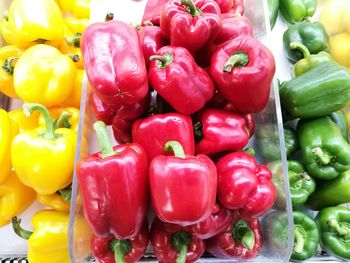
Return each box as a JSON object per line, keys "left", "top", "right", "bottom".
{"left": 0, "top": 0, "right": 91, "bottom": 262}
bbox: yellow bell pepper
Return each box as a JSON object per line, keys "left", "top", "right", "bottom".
{"left": 37, "top": 192, "right": 70, "bottom": 213}
{"left": 319, "top": 0, "right": 350, "bottom": 36}
{"left": 39, "top": 106, "right": 80, "bottom": 133}
{"left": 0, "top": 171, "right": 36, "bottom": 227}
{"left": 0, "top": 12, "right": 14, "bottom": 45}
{"left": 57, "top": 0, "right": 91, "bottom": 19}
{"left": 59, "top": 25, "right": 84, "bottom": 69}
{"left": 61, "top": 69, "right": 84, "bottom": 108}
{"left": 9, "top": 109, "right": 40, "bottom": 131}
{"left": 0, "top": 109, "right": 19, "bottom": 184}
{"left": 0, "top": 45, "right": 23, "bottom": 98}
{"left": 7, "top": 0, "right": 64, "bottom": 48}
{"left": 11, "top": 104, "right": 77, "bottom": 195}
{"left": 14, "top": 44, "right": 76, "bottom": 107}
{"left": 64, "top": 18, "right": 89, "bottom": 34}
{"left": 329, "top": 32, "right": 350, "bottom": 68}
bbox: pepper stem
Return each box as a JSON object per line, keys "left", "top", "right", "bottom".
{"left": 289, "top": 42, "right": 311, "bottom": 58}
{"left": 171, "top": 231, "right": 192, "bottom": 263}
{"left": 23, "top": 103, "right": 56, "bottom": 139}
{"left": 2, "top": 57, "right": 18, "bottom": 75}
{"left": 68, "top": 53, "right": 80, "bottom": 63}
{"left": 65, "top": 33, "right": 82, "bottom": 48}
{"left": 12, "top": 217, "right": 33, "bottom": 240}
{"left": 180, "top": 0, "right": 202, "bottom": 16}
{"left": 164, "top": 140, "right": 186, "bottom": 158}
{"left": 312, "top": 147, "right": 331, "bottom": 165}
{"left": 109, "top": 239, "right": 131, "bottom": 263}
{"left": 54, "top": 111, "right": 72, "bottom": 129}
{"left": 193, "top": 121, "right": 203, "bottom": 140}
{"left": 328, "top": 219, "right": 350, "bottom": 236}
{"left": 232, "top": 220, "right": 255, "bottom": 250}
{"left": 105, "top": 13, "right": 114, "bottom": 21}
{"left": 93, "top": 121, "right": 115, "bottom": 159}
{"left": 293, "top": 227, "right": 304, "bottom": 254}
{"left": 223, "top": 52, "right": 249, "bottom": 73}
{"left": 150, "top": 53, "right": 173, "bottom": 69}
{"left": 57, "top": 185, "right": 72, "bottom": 201}
{"left": 289, "top": 172, "right": 310, "bottom": 184}
{"left": 244, "top": 147, "right": 256, "bottom": 156}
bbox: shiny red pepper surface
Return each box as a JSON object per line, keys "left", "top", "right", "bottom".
{"left": 90, "top": 92, "right": 117, "bottom": 126}
{"left": 91, "top": 222, "right": 149, "bottom": 263}
{"left": 160, "top": 0, "right": 221, "bottom": 53}
{"left": 150, "top": 217, "right": 205, "bottom": 263}
{"left": 207, "top": 211, "right": 263, "bottom": 259}
{"left": 216, "top": 152, "right": 276, "bottom": 217}
{"left": 189, "top": 202, "right": 233, "bottom": 239}
{"left": 195, "top": 108, "right": 250, "bottom": 155}
{"left": 209, "top": 37, "right": 275, "bottom": 113}
{"left": 132, "top": 113, "right": 195, "bottom": 161}
{"left": 77, "top": 122, "right": 149, "bottom": 239}
{"left": 213, "top": 0, "right": 233, "bottom": 13}
{"left": 230, "top": 0, "right": 244, "bottom": 15}
{"left": 141, "top": 0, "right": 169, "bottom": 25}
{"left": 149, "top": 141, "right": 217, "bottom": 226}
{"left": 149, "top": 46, "right": 215, "bottom": 115}
{"left": 81, "top": 19, "right": 148, "bottom": 106}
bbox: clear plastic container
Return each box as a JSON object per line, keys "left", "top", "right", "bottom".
{"left": 69, "top": 0, "right": 294, "bottom": 262}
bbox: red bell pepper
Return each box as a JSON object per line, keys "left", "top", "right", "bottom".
{"left": 189, "top": 202, "right": 233, "bottom": 239}
{"left": 213, "top": 0, "right": 233, "bottom": 13}
{"left": 90, "top": 92, "right": 117, "bottom": 126}
{"left": 206, "top": 211, "right": 263, "bottom": 259}
{"left": 150, "top": 217, "right": 205, "bottom": 263}
{"left": 77, "top": 121, "right": 149, "bottom": 239}
{"left": 81, "top": 19, "right": 148, "bottom": 106}
{"left": 132, "top": 113, "right": 195, "bottom": 161}
{"left": 149, "top": 140, "right": 217, "bottom": 226}
{"left": 230, "top": 0, "right": 244, "bottom": 15}
{"left": 209, "top": 36, "right": 275, "bottom": 113}
{"left": 216, "top": 151, "right": 276, "bottom": 217}
{"left": 194, "top": 108, "right": 250, "bottom": 155}
{"left": 138, "top": 25, "right": 167, "bottom": 68}
{"left": 160, "top": 0, "right": 221, "bottom": 53}
{"left": 91, "top": 222, "right": 149, "bottom": 263}
{"left": 141, "top": 0, "right": 169, "bottom": 25}
{"left": 149, "top": 46, "right": 215, "bottom": 115}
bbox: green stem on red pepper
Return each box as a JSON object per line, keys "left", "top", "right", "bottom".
{"left": 12, "top": 217, "right": 33, "bottom": 240}
{"left": 232, "top": 219, "right": 255, "bottom": 250}
{"left": 181, "top": 0, "right": 202, "bottom": 17}
{"left": 164, "top": 140, "right": 186, "bottom": 158}
{"left": 293, "top": 226, "right": 305, "bottom": 254}
{"left": 150, "top": 53, "right": 174, "bottom": 69}
{"left": 223, "top": 52, "right": 249, "bottom": 73}
{"left": 93, "top": 121, "right": 115, "bottom": 159}
{"left": 109, "top": 239, "right": 131, "bottom": 263}
{"left": 328, "top": 219, "right": 350, "bottom": 236}
{"left": 311, "top": 147, "right": 331, "bottom": 165}
{"left": 171, "top": 231, "right": 192, "bottom": 263}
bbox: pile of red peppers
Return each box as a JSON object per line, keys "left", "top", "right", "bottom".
{"left": 78, "top": 0, "right": 276, "bottom": 262}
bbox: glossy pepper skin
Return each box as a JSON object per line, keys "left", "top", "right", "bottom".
{"left": 142, "top": 0, "right": 169, "bottom": 25}
{"left": 207, "top": 211, "right": 263, "bottom": 260}
{"left": 283, "top": 21, "right": 329, "bottom": 63}
{"left": 37, "top": 193, "right": 70, "bottom": 213}
{"left": 210, "top": 37, "right": 275, "bottom": 114}
{"left": 292, "top": 210, "right": 319, "bottom": 261}
{"left": 160, "top": 0, "right": 221, "bottom": 53}
{"left": 230, "top": 0, "right": 244, "bottom": 15}
{"left": 14, "top": 44, "right": 76, "bottom": 107}
{"left": 77, "top": 121, "right": 148, "bottom": 239}
{"left": 316, "top": 206, "right": 350, "bottom": 261}
{"left": 280, "top": 0, "right": 317, "bottom": 24}
{"left": 0, "top": 45, "right": 23, "bottom": 98}
{"left": 91, "top": 222, "right": 149, "bottom": 263}
{"left": 64, "top": 18, "right": 89, "bottom": 34}
{"left": 150, "top": 217, "right": 205, "bottom": 263}
{"left": 284, "top": 126, "right": 298, "bottom": 157}
{"left": 280, "top": 63, "right": 350, "bottom": 119}
{"left": 133, "top": 113, "right": 195, "bottom": 161}
{"left": 216, "top": 152, "right": 276, "bottom": 217}
{"left": 149, "top": 46, "right": 214, "bottom": 115}
{"left": 297, "top": 117, "right": 350, "bottom": 180}
{"left": 189, "top": 202, "right": 233, "bottom": 239}
{"left": 61, "top": 69, "right": 84, "bottom": 109}
{"left": 81, "top": 19, "right": 148, "bottom": 106}
{"left": 6, "top": 0, "right": 64, "bottom": 48}
{"left": 194, "top": 109, "right": 250, "bottom": 155}
{"left": 11, "top": 104, "right": 76, "bottom": 195}
{"left": 0, "top": 16, "right": 14, "bottom": 45}
{"left": 0, "top": 171, "right": 36, "bottom": 227}
{"left": 307, "top": 170, "right": 350, "bottom": 210}
{"left": 150, "top": 141, "right": 217, "bottom": 226}
{"left": 329, "top": 32, "right": 350, "bottom": 69}
{"left": 213, "top": 0, "right": 233, "bottom": 13}
{"left": 0, "top": 109, "right": 19, "bottom": 184}
{"left": 329, "top": 110, "right": 349, "bottom": 142}
{"left": 57, "top": 0, "right": 91, "bottom": 19}
{"left": 39, "top": 107, "right": 80, "bottom": 133}
{"left": 268, "top": 0, "right": 279, "bottom": 29}
{"left": 8, "top": 109, "right": 40, "bottom": 131}
{"left": 59, "top": 25, "right": 84, "bottom": 69}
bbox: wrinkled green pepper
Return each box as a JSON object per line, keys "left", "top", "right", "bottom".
{"left": 262, "top": 211, "right": 289, "bottom": 252}
{"left": 316, "top": 206, "right": 350, "bottom": 261}
{"left": 280, "top": 62, "right": 350, "bottom": 119}
{"left": 284, "top": 126, "right": 298, "bottom": 157}
{"left": 297, "top": 116, "right": 350, "bottom": 180}
{"left": 329, "top": 110, "right": 349, "bottom": 142}
{"left": 283, "top": 21, "right": 329, "bottom": 63}
{"left": 257, "top": 124, "right": 280, "bottom": 161}
{"left": 307, "top": 170, "right": 350, "bottom": 210}
{"left": 279, "top": 0, "right": 318, "bottom": 24}
{"left": 292, "top": 210, "right": 319, "bottom": 261}
{"left": 290, "top": 42, "right": 333, "bottom": 76}
{"left": 268, "top": 0, "right": 279, "bottom": 29}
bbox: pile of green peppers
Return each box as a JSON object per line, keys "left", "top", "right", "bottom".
{"left": 265, "top": 1, "right": 350, "bottom": 262}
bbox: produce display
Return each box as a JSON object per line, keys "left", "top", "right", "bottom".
{"left": 1, "top": 0, "right": 350, "bottom": 262}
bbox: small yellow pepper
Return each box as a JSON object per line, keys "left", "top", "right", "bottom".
{"left": 7, "top": 0, "right": 64, "bottom": 48}
{"left": 14, "top": 44, "right": 76, "bottom": 107}
{"left": 0, "top": 109, "right": 18, "bottom": 184}
{"left": 57, "top": 0, "right": 91, "bottom": 19}
{"left": 11, "top": 104, "right": 77, "bottom": 195}
{"left": 39, "top": 106, "right": 80, "bottom": 133}
{"left": 64, "top": 18, "right": 89, "bottom": 34}
{"left": 61, "top": 69, "right": 84, "bottom": 108}
{"left": 37, "top": 192, "right": 70, "bottom": 213}
{"left": 0, "top": 13, "right": 14, "bottom": 45}
{"left": 9, "top": 109, "right": 40, "bottom": 131}
{"left": 329, "top": 32, "right": 350, "bottom": 68}
{"left": 0, "top": 45, "right": 23, "bottom": 98}
{"left": 59, "top": 25, "right": 84, "bottom": 69}
{"left": 319, "top": 0, "right": 350, "bottom": 36}
{"left": 0, "top": 171, "right": 36, "bottom": 227}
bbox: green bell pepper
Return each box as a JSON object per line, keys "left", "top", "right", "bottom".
{"left": 283, "top": 21, "right": 329, "bottom": 63}
{"left": 297, "top": 116, "right": 350, "bottom": 180}
{"left": 284, "top": 126, "right": 298, "bottom": 157}
{"left": 307, "top": 170, "right": 350, "bottom": 210}
{"left": 268, "top": 0, "right": 279, "bottom": 29}
{"left": 262, "top": 211, "right": 289, "bottom": 252}
{"left": 280, "top": 62, "right": 350, "bottom": 119}
{"left": 288, "top": 160, "right": 315, "bottom": 208}
{"left": 257, "top": 124, "right": 280, "bottom": 161}
{"left": 329, "top": 110, "right": 349, "bottom": 142}
{"left": 292, "top": 210, "right": 319, "bottom": 261}
{"left": 316, "top": 206, "right": 350, "bottom": 261}
{"left": 279, "top": 0, "right": 318, "bottom": 24}
{"left": 290, "top": 42, "right": 333, "bottom": 76}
